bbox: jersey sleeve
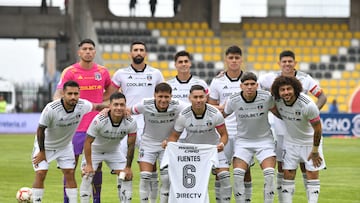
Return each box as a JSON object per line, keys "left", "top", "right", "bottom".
{"left": 305, "top": 75, "right": 322, "bottom": 97}
{"left": 38, "top": 104, "right": 54, "bottom": 127}
{"left": 209, "top": 80, "right": 220, "bottom": 101}
{"left": 82, "top": 99, "right": 94, "bottom": 114}
{"left": 214, "top": 110, "right": 226, "bottom": 128}
{"left": 86, "top": 116, "right": 101, "bottom": 138}
{"left": 56, "top": 67, "right": 74, "bottom": 89}
{"left": 174, "top": 113, "right": 186, "bottom": 133}
{"left": 111, "top": 70, "right": 122, "bottom": 88}
{"left": 131, "top": 99, "right": 146, "bottom": 115}
{"left": 304, "top": 101, "right": 320, "bottom": 123}
{"left": 128, "top": 118, "right": 138, "bottom": 135}
{"left": 223, "top": 97, "right": 234, "bottom": 116}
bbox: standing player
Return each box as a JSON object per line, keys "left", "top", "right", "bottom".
{"left": 271, "top": 76, "right": 325, "bottom": 203}
{"left": 53, "top": 38, "right": 113, "bottom": 203}
{"left": 258, "top": 50, "right": 327, "bottom": 202}
{"left": 163, "top": 84, "right": 229, "bottom": 202}
{"left": 107, "top": 41, "right": 164, "bottom": 202}
{"left": 224, "top": 72, "right": 278, "bottom": 203}
{"left": 80, "top": 92, "right": 137, "bottom": 203}
{"left": 167, "top": 50, "right": 209, "bottom": 142}
{"left": 167, "top": 50, "right": 209, "bottom": 102}
{"left": 31, "top": 81, "right": 105, "bottom": 203}
{"left": 208, "top": 45, "right": 249, "bottom": 202}
{"left": 131, "top": 82, "right": 187, "bottom": 203}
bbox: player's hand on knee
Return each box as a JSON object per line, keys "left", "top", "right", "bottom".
{"left": 307, "top": 152, "right": 322, "bottom": 168}
{"left": 32, "top": 151, "right": 46, "bottom": 165}
{"left": 162, "top": 140, "right": 168, "bottom": 149}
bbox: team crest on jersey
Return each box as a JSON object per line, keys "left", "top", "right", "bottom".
{"left": 147, "top": 75, "right": 152, "bottom": 81}
{"left": 139, "top": 148, "right": 144, "bottom": 158}
{"left": 76, "top": 114, "right": 81, "bottom": 119}
{"left": 94, "top": 72, "right": 102, "bottom": 81}
{"left": 93, "top": 120, "right": 98, "bottom": 125}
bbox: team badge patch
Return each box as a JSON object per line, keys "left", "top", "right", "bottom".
{"left": 147, "top": 75, "right": 152, "bottom": 81}
{"left": 94, "top": 72, "right": 102, "bottom": 81}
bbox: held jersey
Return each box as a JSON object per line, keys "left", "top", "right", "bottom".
{"left": 174, "top": 104, "right": 225, "bottom": 145}
{"left": 160, "top": 142, "right": 218, "bottom": 203}
{"left": 38, "top": 98, "right": 93, "bottom": 150}
{"left": 209, "top": 72, "right": 243, "bottom": 136}
{"left": 111, "top": 64, "right": 164, "bottom": 107}
{"left": 131, "top": 98, "right": 188, "bottom": 142}
{"left": 167, "top": 75, "right": 209, "bottom": 103}
{"left": 224, "top": 89, "right": 275, "bottom": 145}
{"left": 56, "top": 63, "right": 112, "bottom": 132}
{"left": 275, "top": 93, "right": 320, "bottom": 146}
{"left": 86, "top": 113, "right": 137, "bottom": 153}
{"left": 258, "top": 70, "right": 323, "bottom": 135}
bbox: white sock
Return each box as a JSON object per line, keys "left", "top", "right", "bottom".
{"left": 139, "top": 172, "right": 152, "bottom": 203}
{"left": 80, "top": 175, "right": 93, "bottom": 203}
{"left": 244, "top": 181, "right": 252, "bottom": 202}
{"left": 32, "top": 188, "right": 44, "bottom": 203}
{"left": 65, "top": 188, "right": 78, "bottom": 203}
{"left": 121, "top": 180, "right": 133, "bottom": 203}
{"left": 276, "top": 172, "right": 284, "bottom": 203}
{"left": 159, "top": 168, "right": 170, "bottom": 203}
{"left": 263, "top": 168, "right": 275, "bottom": 203}
{"left": 215, "top": 179, "right": 221, "bottom": 203}
{"left": 233, "top": 168, "right": 246, "bottom": 202}
{"left": 307, "top": 179, "right": 320, "bottom": 203}
{"left": 150, "top": 171, "right": 159, "bottom": 203}
{"left": 281, "top": 179, "right": 295, "bottom": 203}
{"left": 218, "top": 171, "right": 232, "bottom": 203}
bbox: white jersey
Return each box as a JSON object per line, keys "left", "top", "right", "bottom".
{"left": 224, "top": 89, "right": 275, "bottom": 145}
{"left": 86, "top": 114, "right": 137, "bottom": 153}
{"left": 174, "top": 104, "right": 225, "bottom": 145}
{"left": 160, "top": 142, "right": 218, "bottom": 203}
{"left": 111, "top": 65, "right": 164, "bottom": 107}
{"left": 38, "top": 98, "right": 92, "bottom": 150}
{"left": 258, "top": 70, "right": 323, "bottom": 135}
{"left": 209, "top": 72, "right": 243, "bottom": 136}
{"left": 167, "top": 75, "right": 209, "bottom": 103}
{"left": 275, "top": 93, "right": 320, "bottom": 146}
{"left": 131, "top": 98, "right": 188, "bottom": 143}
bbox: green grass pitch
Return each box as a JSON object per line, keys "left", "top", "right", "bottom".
{"left": 1, "top": 134, "right": 359, "bottom": 203}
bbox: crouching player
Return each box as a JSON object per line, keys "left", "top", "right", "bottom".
{"left": 80, "top": 92, "right": 137, "bottom": 203}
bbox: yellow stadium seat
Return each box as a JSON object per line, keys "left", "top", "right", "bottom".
{"left": 260, "top": 23, "right": 268, "bottom": 30}
{"left": 200, "top": 22, "right": 209, "bottom": 29}
{"left": 299, "top": 31, "right": 308, "bottom": 38}
{"left": 319, "top": 80, "right": 328, "bottom": 87}
{"left": 102, "top": 52, "right": 111, "bottom": 60}
{"left": 183, "top": 22, "right": 191, "bottom": 29}
{"left": 342, "top": 40, "right": 350, "bottom": 47}
{"left": 270, "top": 39, "right": 278, "bottom": 46}
{"left": 253, "top": 63, "right": 262, "bottom": 70}
{"left": 257, "top": 55, "right": 265, "bottom": 62}
{"left": 278, "top": 23, "right": 286, "bottom": 30}
{"left": 356, "top": 64, "right": 360, "bottom": 71}
{"left": 265, "top": 55, "right": 273, "bottom": 62}
{"left": 273, "top": 31, "right": 281, "bottom": 38}
{"left": 120, "top": 53, "right": 128, "bottom": 60}
{"left": 329, "top": 88, "right": 338, "bottom": 95}
{"left": 255, "top": 31, "right": 263, "bottom": 38}
{"left": 174, "top": 22, "right": 182, "bottom": 29}
{"left": 161, "top": 30, "right": 169, "bottom": 37}
{"left": 340, "top": 23, "right": 349, "bottom": 31}
{"left": 287, "top": 23, "right": 295, "bottom": 30}
{"left": 264, "top": 31, "right": 272, "bottom": 38}
{"left": 349, "top": 80, "right": 357, "bottom": 88}
{"left": 265, "top": 47, "right": 274, "bottom": 55}
{"left": 188, "top": 30, "right": 196, "bottom": 37}
{"left": 291, "top": 31, "right": 299, "bottom": 38}
{"left": 305, "top": 39, "right": 313, "bottom": 46}
{"left": 353, "top": 32, "right": 360, "bottom": 38}
{"left": 303, "top": 47, "right": 311, "bottom": 55}
{"left": 176, "top": 38, "right": 184, "bottom": 45}
{"left": 205, "top": 30, "right": 214, "bottom": 37}
{"left": 322, "top": 24, "right": 331, "bottom": 31}
{"left": 329, "top": 47, "right": 337, "bottom": 55}
{"left": 331, "top": 24, "right": 340, "bottom": 30}
{"left": 279, "top": 39, "right": 287, "bottom": 46}
{"left": 318, "top": 32, "right": 326, "bottom": 38}
{"left": 315, "top": 39, "right": 324, "bottom": 47}
{"left": 111, "top": 53, "right": 120, "bottom": 60}
{"left": 204, "top": 46, "right": 213, "bottom": 53}
{"left": 295, "top": 23, "right": 304, "bottom": 30}
{"left": 339, "top": 104, "right": 348, "bottom": 112}
{"left": 312, "top": 55, "right": 320, "bottom": 62}
{"left": 333, "top": 40, "right": 341, "bottom": 46}
{"left": 324, "top": 40, "right": 332, "bottom": 46}
{"left": 213, "top": 46, "right": 222, "bottom": 54}
{"left": 251, "top": 23, "right": 260, "bottom": 30}
{"left": 195, "top": 46, "right": 204, "bottom": 53}
{"left": 150, "top": 61, "right": 159, "bottom": 68}
{"left": 203, "top": 38, "right": 212, "bottom": 46}
{"left": 204, "top": 54, "right": 213, "bottom": 61}
{"left": 242, "top": 23, "right": 251, "bottom": 30}
{"left": 247, "top": 47, "right": 256, "bottom": 55}
{"left": 328, "top": 79, "right": 338, "bottom": 88}
{"left": 165, "top": 22, "right": 173, "bottom": 29}
{"left": 327, "top": 32, "right": 335, "bottom": 38}
{"left": 269, "top": 23, "right": 277, "bottom": 30}
{"left": 159, "top": 61, "right": 168, "bottom": 69}
{"left": 351, "top": 71, "right": 360, "bottom": 78}
{"left": 337, "top": 96, "right": 346, "bottom": 103}
{"left": 338, "top": 80, "right": 347, "bottom": 88}
{"left": 169, "top": 30, "right": 177, "bottom": 37}
{"left": 257, "top": 47, "right": 265, "bottom": 55}
{"left": 213, "top": 55, "right": 221, "bottom": 61}
{"left": 344, "top": 32, "right": 352, "bottom": 39}
{"left": 197, "top": 30, "right": 205, "bottom": 37}
{"left": 162, "top": 70, "right": 171, "bottom": 78}
{"left": 179, "top": 30, "right": 187, "bottom": 37}
{"left": 246, "top": 31, "right": 255, "bottom": 38}
{"left": 185, "top": 38, "right": 193, "bottom": 45}
{"left": 167, "top": 37, "right": 176, "bottom": 45}
{"left": 309, "top": 31, "right": 317, "bottom": 38}
{"left": 147, "top": 21, "right": 155, "bottom": 29}
{"left": 186, "top": 45, "right": 195, "bottom": 53}
{"left": 171, "top": 70, "right": 177, "bottom": 77}
{"left": 194, "top": 38, "right": 202, "bottom": 45}
{"left": 304, "top": 23, "right": 313, "bottom": 30}
{"left": 213, "top": 38, "right": 221, "bottom": 46}
{"left": 262, "top": 39, "right": 270, "bottom": 46}
{"left": 191, "top": 22, "right": 200, "bottom": 29}
{"left": 155, "top": 22, "right": 164, "bottom": 29}
{"left": 314, "top": 24, "right": 322, "bottom": 31}
{"left": 289, "top": 39, "right": 297, "bottom": 46}
{"left": 247, "top": 55, "right": 256, "bottom": 62}
{"left": 298, "top": 39, "right": 306, "bottom": 46}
